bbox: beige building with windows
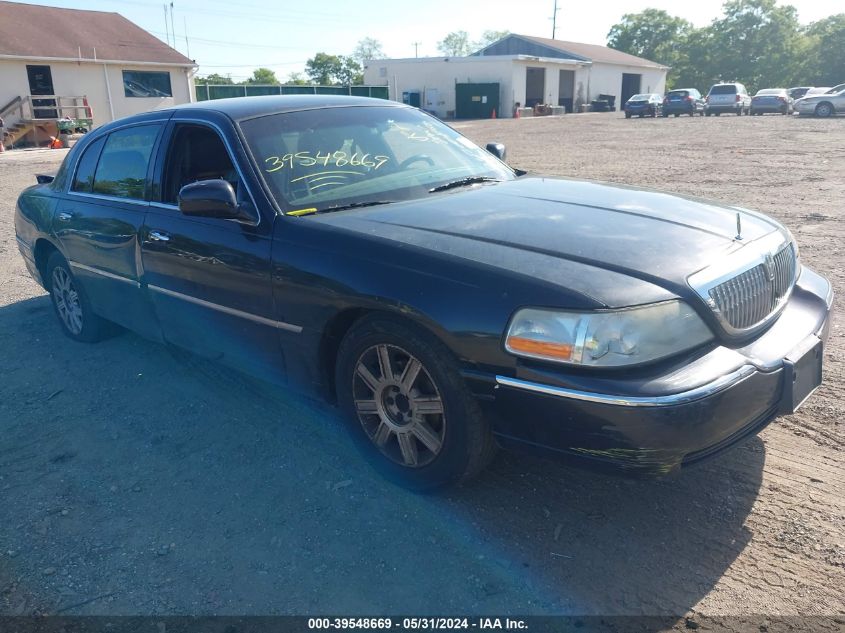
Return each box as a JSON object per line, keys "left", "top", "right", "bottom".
{"left": 363, "top": 34, "right": 668, "bottom": 119}
{"left": 0, "top": 1, "right": 197, "bottom": 148}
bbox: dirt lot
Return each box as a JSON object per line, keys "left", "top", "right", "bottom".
{"left": 0, "top": 113, "right": 843, "bottom": 621}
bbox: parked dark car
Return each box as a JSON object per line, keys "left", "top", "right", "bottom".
{"left": 14, "top": 96, "right": 832, "bottom": 489}
{"left": 750, "top": 88, "right": 793, "bottom": 115}
{"left": 788, "top": 86, "right": 812, "bottom": 101}
{"left": 662, "top": 88, "right": 705, "bottom": 117}
{"left": 624, "top": 93, "right": 662, "bottom": 118}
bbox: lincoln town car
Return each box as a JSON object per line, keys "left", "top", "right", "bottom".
{"left": 14, "top": 96, "right": 832, "bottom": 489}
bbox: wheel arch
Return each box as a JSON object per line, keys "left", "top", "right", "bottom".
{"left": 815, "top": 101, "right": 834, "bottom": 116}
{"left": 317, "top": 305, "right": 455, "bottom": 404}
{"left": 33, "top": 238, "right": 62, "bottom": 291}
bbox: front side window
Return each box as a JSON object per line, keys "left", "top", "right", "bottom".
{"left": 122, "top": 70, "right": 173, "bottom": 98}
{"left": 71, "top": 136, "right": 106, "bottom": 193}
{"left": 240, "top": 106, "right": 514, "bottom": 212}
{"left": 162, "top": 125, "right": 240, "bottom": 204}
{"left": 91, "top": 125, "right": 160, "bottom": 200}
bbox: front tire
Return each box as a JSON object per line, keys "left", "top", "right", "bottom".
{"left": 335, "top": 316, "right": 496, "bottom": 490}
{"left": 46, "top": 252, "right": 108, "bottom": 343}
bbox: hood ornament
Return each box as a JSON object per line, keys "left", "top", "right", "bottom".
{"left": 735, "top": 211, "right": 743, "bottom": 241}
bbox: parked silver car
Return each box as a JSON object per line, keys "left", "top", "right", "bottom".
{"left": 705, "top": 82, "right": 751, "bottom": 116}
{"left": 795, "top": 88, "right": 845, "bottom": 117}
{"left": 750, "top": 88, "right": 792, "bottom": 115}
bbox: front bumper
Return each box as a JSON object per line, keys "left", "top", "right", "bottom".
{"left": 467, "top": 266, "right": 833, "bottom": 475}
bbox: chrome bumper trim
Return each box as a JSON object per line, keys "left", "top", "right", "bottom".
{"left": 495, "top": 365, "right": 758, "bottom": 407}
{"left": 148, "top": 284, "right": 303, "bottom": 333}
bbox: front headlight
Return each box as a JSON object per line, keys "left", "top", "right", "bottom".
{"left": 504, "top": 301, "right": 713, "bottom": 367}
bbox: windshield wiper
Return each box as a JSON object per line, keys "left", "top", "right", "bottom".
{"left": 288, "top": 200, "right": 396, "bottom": 216}
{"left": 429, "top": 176, "right": 501, "bottom": 193}
{"left": 319, "top": 200, "right": 397, "bottom": 213}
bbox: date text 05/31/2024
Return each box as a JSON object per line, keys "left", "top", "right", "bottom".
{"left": 307, "top": 618, "right": 528, "bottom": 630}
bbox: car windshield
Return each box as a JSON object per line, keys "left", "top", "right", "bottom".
{"left": 826, "top": 83, "right": 845, "bottom": 94}
{"left": 710, "top": 85, "right": 738, "bottom": 95}
{"left": 239, "top": 106, "right": 515, "bottom": 213}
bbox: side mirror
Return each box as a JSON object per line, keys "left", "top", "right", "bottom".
{"left": 178, "top": 179, "right": 256, "bottom": 223}
{"left": 485, "top": 142, "right": 507, "bottom": 161}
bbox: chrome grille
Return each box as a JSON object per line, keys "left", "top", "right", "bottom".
{"left": 708, "top": 244, "right": 796, "bottom": 330}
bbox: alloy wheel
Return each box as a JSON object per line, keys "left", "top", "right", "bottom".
{"left": 352, "top": 343, "right": 446, "bottom": 468}
{"left": 52, "top": 267, "right": 83, "bottom": 335}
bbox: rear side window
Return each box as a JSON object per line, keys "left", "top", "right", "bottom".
{"left": 71, "top": 136, "right": 106, "bottom": 193}
{"left": 710, "top": 85, "right": 738, "bottom": 95}
{"left": 91, "top": 125, "right": 160, "bottom": 200}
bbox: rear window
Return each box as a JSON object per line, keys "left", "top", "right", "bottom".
{"left": 91, "top": 125, "right": 160, "bottom": 200}
{"left": 710, "top": 85, "right": 738, "bottom": 95}
{"left": 668, "top": 90, "right": 689, "bottom": 98}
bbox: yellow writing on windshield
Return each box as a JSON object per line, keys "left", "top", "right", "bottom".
{"left": 265, "top": 151, "right": 389, "bottom": 173}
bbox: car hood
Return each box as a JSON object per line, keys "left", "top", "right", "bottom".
{"left": 307, "top": 177, "right": 783, "bottom": 296}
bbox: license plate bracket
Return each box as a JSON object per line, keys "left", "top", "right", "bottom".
{"left": 780, "top": 336, "right": 823, "bottom": 413}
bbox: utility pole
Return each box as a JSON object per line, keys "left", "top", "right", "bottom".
{"left": 163, "top": 4, "right": 170, "bottom": 46}
{"left": 413, "top": 42, "right": 421, "bottom": 58}
{"left": 551, "top": 0, "right": 559, "bottom": 39}
{"left": 184, "top": 16, "right": 191, "bottom": 58}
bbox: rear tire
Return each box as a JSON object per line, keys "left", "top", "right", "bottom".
{"left": 625, "top": 112, "right": 631, "bottom": 119}
{"left": 335, "top": 315, "right": 496, "bottom": 491}
{"left": 815, "top": 102, "right": 833, "bottom": 118}
{"left": 46, "top": 252, "right": 109, "bottom": 343}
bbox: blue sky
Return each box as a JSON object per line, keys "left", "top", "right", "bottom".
{"left": 10, "top": 0, "right": 842, "bottom": 81}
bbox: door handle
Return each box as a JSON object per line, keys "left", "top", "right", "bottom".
{"left": 148, "top": 230, "right": 171, "bottom": 242}
{"left": 57, "top": 212, "right": 73, "bottom": 222}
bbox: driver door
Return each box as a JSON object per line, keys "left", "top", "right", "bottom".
{"left": 140, "top": 117, "right": 287, "bottom": 382}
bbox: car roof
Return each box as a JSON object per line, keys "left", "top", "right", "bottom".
{"left": 166, "top": 95, "right": 407, "bottom": 121}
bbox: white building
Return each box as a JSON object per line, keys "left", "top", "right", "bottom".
{"left": 363, "top": 34, "right": 668, "bottom": 119}
{"left": 0, "top": 1, "right": 196, "bottom": 147}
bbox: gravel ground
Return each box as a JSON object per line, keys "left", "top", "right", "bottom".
{"left": 0, "top": 112, "right": 843, "bottom": 620}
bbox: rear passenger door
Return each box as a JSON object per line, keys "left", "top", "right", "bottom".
{"left": 140, "top": 116, "right": 285, "bottom": 382}
{"left": 55, "top": 121, "right": 165, "bottom": 340}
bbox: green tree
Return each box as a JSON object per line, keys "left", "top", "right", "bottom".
{"left": 353, "top": 37, "right": 386, "bottom": 62}
{"left": 244, "top": 68, "right": 280, "bottom": 85}
{"left": 305, "top": 53, "right": 363, "bottom": 85}
{"left": 285, "top": 71, "right": 309, "bottom": 85}
{"left": 305, "top": 52, "right": 343, "bottom": 84}
{"left": 607, "top": 9, "right": 693, "bottom": 86}
{"left": 801, "top": 14, "right": 845, "bottom": 86}
{"left": 474, "top": 30, "right": 510, "bottom": 51}
{"left": 707, "top": 0, "right": 803, "bottom": 90}
{"left": 337, "top": 56, "right": 364, "bottom": 85}
{"left": 195, "top": 73, "right": 233, "bottom": 85}
{"left": 437, "top": 31, "right": 471, "bottom": 56}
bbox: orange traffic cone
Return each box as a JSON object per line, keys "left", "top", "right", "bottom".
{"left": 491, "top": 108, "right": 496, "bottom": 119}
{"left": 49, "top": 136, "right": 63, "bottom": 149}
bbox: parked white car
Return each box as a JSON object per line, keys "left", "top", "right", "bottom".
{"left": 705, "top": 82, "right": 752, "bottom": 116}
{"left": 795, "top": 88, "right": 845, "bottom": 117}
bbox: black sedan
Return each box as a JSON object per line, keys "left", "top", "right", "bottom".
{"left": 14, "top": 96, "right": 832, "bottom": 489}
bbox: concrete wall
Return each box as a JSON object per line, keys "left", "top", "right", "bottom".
{"left": 0, "top": 59, "right": 194, "bottom": 129}
{"left": 586, "top": 63, "right": 667, "bottom": 104}
{"left": 364, "top": 57, "right": 518, "bottom": 118}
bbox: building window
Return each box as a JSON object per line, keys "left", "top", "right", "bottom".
{"left": 122, "top": 70, "right": 172, "bottom": 98}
